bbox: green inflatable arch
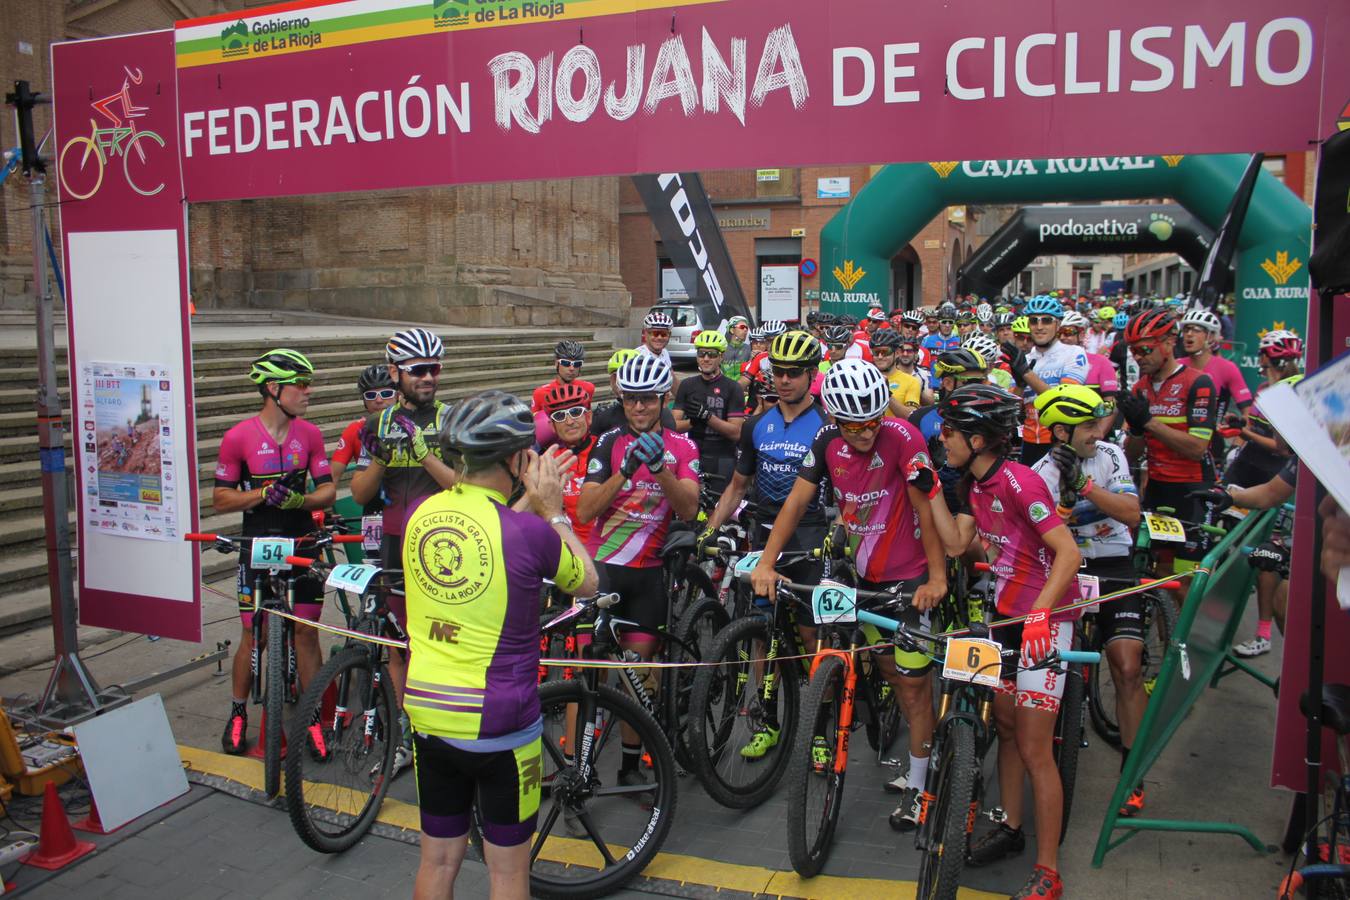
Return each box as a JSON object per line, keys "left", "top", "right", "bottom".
{"left": 819, "top": 154, "right": 1311, "bottom": 387}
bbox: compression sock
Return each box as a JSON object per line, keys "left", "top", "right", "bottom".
{"left": 1256, "top": 620, "right": 1273, "bottom": 641}
{"left": 230, "top": 698, "right": 247, "bottom": 718}
{"left": 908, "top": 753, "right": 929, "bottom": 789}
{"left": 620, "top": 742, "right": 642, "bottom": 774}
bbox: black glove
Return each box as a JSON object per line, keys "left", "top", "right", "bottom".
{"left": 1223, "top": 412, "right": 1245, "bottom": 430}
{"left": 822, "top": 523, "right": 848, "bottom": 561}
{"left": 1188, "top": 485, "right": 1234, "bottom": 512}
{"left": 1249, "top": 539, "right": 1290, "bottom": 574}
{"left": 620, "top": 441, "right": 644, "bottom": 479}
{"left": 1000, "top": 342, "right": 1030, "bottom": 381}
{"left": 1118, "top": 393, "right": 1152, "bottom": 433}
{"left": 685, "top": 398, "right": 712, "bottom": 422}
{"left": 1050, "top": 445, "right": 1088, "bottom": 494}
{"left": 697, "top": 524, "right": 719, "bottom": 554}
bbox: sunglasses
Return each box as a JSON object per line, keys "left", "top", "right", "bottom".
{"left": 839, "top": 417, "right": 883, "bottom": 434}
{"left": 828, "top": 343, "right": 849, "bottom": 351}
{"left": 398, "top": 362, "right": 442, "bottom": 378}
{"left": 732, "top": 323, "right": 749, "bottom": 330}
{"left": 281, "top": 378, "right": 313, "bottom": 389}
{"left": 1128, "top": 343, "right": 1158, "bottom": 357}
{"left": 762, "top": 393, "right": 780, "bottom": 404}
{"left": 872, "top": 347, "right": 895, "bottom": 356}
{"left": 1059, "top": 328, "right": 1080, "bottom": 337}
{"left": 771, "top": 365, "right": 809, "bottom": 379}
{"left": 696, "top": 350, "right": 722, "bottom": 359}
{"left": 557, "top": 359, "right": 583, "bottom": 369}
{"left": 621, "top": 393, "right": 662, "bottom": 406}
{"left": 1029, "top": 316, "right": 1059, "bottom": 326}
{"left": 646, "top": 329, "right": 671, "bottom": 337}
{"left": 362, "top": 388, "right": 396, "bottom": 401}
{"left": 549, "top": 405, "right": 589, "bottom": 422}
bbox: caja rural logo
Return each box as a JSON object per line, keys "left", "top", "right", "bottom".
{"left": 57, "top": 65, "right": 166, "bottom": 201}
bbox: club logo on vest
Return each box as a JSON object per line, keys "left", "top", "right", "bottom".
{"left": 409, "top": 508, "right": 494, "bottom": 605}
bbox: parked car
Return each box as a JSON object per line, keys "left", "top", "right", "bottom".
{"left": 649, "top": 302, "right": 705, "bottom": 363}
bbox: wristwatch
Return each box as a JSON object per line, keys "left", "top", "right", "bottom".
{"left": 548, "top": 515, "right": 573, "bottom": 530}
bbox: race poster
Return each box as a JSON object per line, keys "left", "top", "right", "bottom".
{"left": 77, "top": 362, "right": 179, "bottom": 541}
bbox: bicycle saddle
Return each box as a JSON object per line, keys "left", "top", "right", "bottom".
{"left": 1301, "top": 684, "right": 1350, "bottom": 736}
{"left": 659, "top": 528, "right": 696, "bottom": 557}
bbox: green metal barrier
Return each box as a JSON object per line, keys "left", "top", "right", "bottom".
{"left": 1092, "top": 507, "right": 1282, "bottom": 867}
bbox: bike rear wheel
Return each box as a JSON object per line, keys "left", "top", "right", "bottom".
{"left": 264, "top": 611, "right": 286, "bottom": 798}
{"left": 786, "top": 654, "right": 848, "bottom": 877}
{"left": 534, "top": 681, "right": 676, "bottom": 899}
{"left": 1054, "top": 663, "right": 1087, "bottom": 844}
{"left": 669, "top": 596, "right": 730, "bottom": 770}
{"left": 687, "top": 615, "right": 800, "bottom": 809}
{"left": 862, "top": 655, "right": 902, "bottom": 759}
{"left": 916, "top": 720, "right": 976, "bottom": 900}
{"left": 284, "top": 646, "right": 398, "bottom": 853}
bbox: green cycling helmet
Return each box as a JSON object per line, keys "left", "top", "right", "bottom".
{"left": 607, "top": 348, "right": 638, "bottom": 374}
{"left": 249, "top": 348, "right": 314, "bottom": 385}
{"left": 694, "top": 330, "right": 728, "bottom": 352}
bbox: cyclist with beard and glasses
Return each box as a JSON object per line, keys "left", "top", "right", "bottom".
{"left": 1004, "top": 296, "right": 1088, "bottom": 466}
{"left": 674, "top": 330, "right": 746, "bottom": 494}
{"left": 870, "top": 328, "right": 923, "bottom": 418}
{"left": 351, "top": 327, "right": 458, "bottom": 772}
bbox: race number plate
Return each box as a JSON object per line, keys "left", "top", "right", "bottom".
{"left": 811, "top": 581, "right": 857, "bottom": 625}
{"left": 734, "top": 551, "right": 763, "bottom": 576}
{"left": 1077, "top": 573, "right": 1101, "bottom": 614}
{"left": 1143, "top": 512, "right": 1186, "bottom": 542}
{"left": 361, "top": 515, "right": 383, "bottom": 551}
{"left": 942, "top": 637, "right": 1003, "bottom": 687}
{"left": 326, "top": 563, "right": 382, "bottom": 594}
{"left": 250, "top": 538, "right": 294, "bottom": 571}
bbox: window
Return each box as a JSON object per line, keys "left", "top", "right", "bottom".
{"left": 652, "top": 305, "right": 699, "bottom": 327}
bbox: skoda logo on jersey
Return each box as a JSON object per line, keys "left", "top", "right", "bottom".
{"left": 1028, "top": 502, "right": 1051, "bottom": 524}
{"left": 407, "top": 508, "right": 494, "bottom": 605}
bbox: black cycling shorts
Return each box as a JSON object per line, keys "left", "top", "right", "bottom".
{"left": 751, "top": 523, "right": 825, "bottom": 609}
{"left": 1082, "top": 556, "right": 1144, "bottom": 645}
{"left": 597, "top": 563, "right": 667, "bottom": 636}
{"left": 412, "top": 732, "right": 542, "bottom": 846}
{"left": 380, "top": 532, "right": 408, "bottom": 628}
{"left": 236, "top": 546, "right": 321, "bottom": 628}
{"left": 858, "top": 574, "right": 933, "bottom": 677}
{"left": 699, "top": 453, "right": 736, "bottom": 495}
{"left": 1142, "top": 480, "right": 1211, "bottom": 562}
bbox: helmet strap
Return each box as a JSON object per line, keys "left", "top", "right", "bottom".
{"left": 270, "top": 383, "right": 300, "bottom": 419}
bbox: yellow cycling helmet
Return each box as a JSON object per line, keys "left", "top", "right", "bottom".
{"left": 607, "top": 348, "right": 638, "bottom": 374}
{"left": 1011, "top": 316, "right": 1031, "bottom": 335}
{"left": 693, "top": 330, "right": 728, "bottom": 352}
{"left": 769, "top": 329, "right": 822, "bottom": 366}
{"left": 1035, "top": 384, "right": 1109, "bottom": 428}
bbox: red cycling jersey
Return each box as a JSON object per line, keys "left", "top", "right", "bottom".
{"left": 1129, "top": 363, "right": 1218, "bottom": 483}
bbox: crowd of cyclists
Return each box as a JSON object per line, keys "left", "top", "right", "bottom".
{"left": 214, "top": 286, "right": 1306, "bottom": 900}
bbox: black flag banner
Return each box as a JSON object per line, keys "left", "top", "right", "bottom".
{"left": 1194, "top": 152, "right": 1263, "bottom": 310}
{"left": 632, "top": 172, "right": 752, "bottom": 328}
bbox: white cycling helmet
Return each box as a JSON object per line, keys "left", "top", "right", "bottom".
{"left": 386, "top": 327, "right": 444, "bottom": 363}
{"left": 1181, "top": 307, "right": 1222, "bottom": 335}
{"left": 761, "top": 320, "right": 788, "bottom": 338}
{"left": 616, "top": 353, "right": 673, "bottom": 394}
{"left": 821, "top": 358, "right": 890, "bottom": 422}
{"left": 976, "top": 307, "right": 994, "bottom": 324}
{"left": 1060, "top": 310, "right": 1090, "bottom": 330}
{"left": 962, "top": 333, "right": 1001, "bottom": 363}
{"left": 643, "top": 311, "right": 674, "bottom": 330}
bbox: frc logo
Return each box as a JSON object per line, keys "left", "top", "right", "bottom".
{"left": 833, "top": 260, "right": 866, "bottom": 291}
{"left": 57, "top": 65, "right": 166, "bottom": 201}
{"left": 1261, "top": 252, "right": 1302, "bottom": 286}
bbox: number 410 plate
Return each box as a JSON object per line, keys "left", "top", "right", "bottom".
{"left": 943, "top": 637, "right": 1002, "bottom": 687}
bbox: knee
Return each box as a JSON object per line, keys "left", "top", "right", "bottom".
{"left": 896, "top": 676, "right": 931, "bottom": 708}
{"left": 1109, "top": 648, "right": 1143, "bottom": 687}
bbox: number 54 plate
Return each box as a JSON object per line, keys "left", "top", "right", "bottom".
{"left": 943, "top": 637, "right": 1003, "bottom": 687}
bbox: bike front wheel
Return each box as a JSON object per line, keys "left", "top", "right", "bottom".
{"left": 1054, "top": 663, "right": 1087, "bottom": 844}
{"left": 785, "top": 653, "right": 848, "bottom": 877}
{"left": 284, "top": 646, "right": 398, "bottom": 853}
{"left": 916, "top": 720, "right": 976, "bottom": 900}
{"left": 533, "top": 680, "right": 677, "bottom": 899}
{"left": 264, "top": 611, "right": 286, "bottom": 798}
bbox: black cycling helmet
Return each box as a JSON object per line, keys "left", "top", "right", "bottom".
{"left": 939, "top": 383, "right": 1023, "bottom": 448}
{"left": 441, "top": 390, "right": 534, "bottom": 472}
{"left": 357, "top": 364, "right": 393, "bottom": 394}
{"left": 870, "top": 328, "right": 903, "bottom": 350}
{"left": 823, "top": 324, "right": 854, "bottom": 345}
{"left": 554, "top": 339, "right": 585, "bottom": 362}
{"left": 805, "top": 311, "right": 820, "bottom": 327}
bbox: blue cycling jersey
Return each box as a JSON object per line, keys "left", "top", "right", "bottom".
{"left": 735, "top": 400, "right": 827, "bottom": 527}
{"left": 921, "top": 333, "right": 962, "bottom": 353}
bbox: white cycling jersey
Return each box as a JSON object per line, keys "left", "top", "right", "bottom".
{"left": 1032, "top": 440, "right": 1136, "bottom": 559}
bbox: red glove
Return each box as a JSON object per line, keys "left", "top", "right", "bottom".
{"left": 1020, "top": 609, "right": 1052, "bottom": 666}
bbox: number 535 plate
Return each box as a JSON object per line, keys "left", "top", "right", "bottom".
{"left": 943, "top": 637, "right": 1003, "bottom": 687}
{"left": 1144, "top": 512, "right": 1186, "bottom": 542}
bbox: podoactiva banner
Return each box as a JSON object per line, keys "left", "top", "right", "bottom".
{"left": 170, "top": 0, "right": 1350, "bottom": 201}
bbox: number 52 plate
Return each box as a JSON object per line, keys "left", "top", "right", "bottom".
{"left": 811, "top": 581, "right": 857, "bottom": 625}
{"left": 1144, "top": 512, "right": 1186, "bottom": 542}
{"left": 943, "top": 637, "right": 1003, "bottom": 687}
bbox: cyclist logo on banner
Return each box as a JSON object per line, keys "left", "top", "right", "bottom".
{"left": 77, "top": 361, "right": 179, "bottom": 541}
{"left": 58, "top": 65, "right": 166, "bottom": 200}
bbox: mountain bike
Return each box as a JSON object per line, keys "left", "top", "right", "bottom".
{"left": 185, "top": 528, "right": 362, "bottom": 798}
{"left": 280, "top": 555, "right": 405, "bottom": 853}
{"left": 532, "top": 594, "right": 677, "bottom": 898}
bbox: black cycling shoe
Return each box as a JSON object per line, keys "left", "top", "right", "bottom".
{"left": 966, "top": 822, "right": 1025, "bottom": 867}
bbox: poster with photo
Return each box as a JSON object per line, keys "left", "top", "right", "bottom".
{"left": 77, "top": 362, "right": 178, "bottom": 541}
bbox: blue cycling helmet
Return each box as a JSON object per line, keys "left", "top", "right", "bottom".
{"left": 1113, "top": 312, "right": 1129, "bottom": 330}
{"left": 1023, "top": 295, "right": 1064, "bottom": 319}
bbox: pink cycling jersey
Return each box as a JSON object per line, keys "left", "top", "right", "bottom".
{"left": 214, "top": 415, "right": 331, "bottom": 537}
{"left": 583, "top": 426, "right": 699, "bottom": 568}
{"left": 962, "top": 458, "right": 1079, "bottom": 622}
{"left": 796, "top": 418, "right": 931, "bottom": 583}
{"left": 1184, "top": 354, "right": 1253, "bottom": 414}
{"left": 1084, "top": 353, "right": 1119, "bottom": 393}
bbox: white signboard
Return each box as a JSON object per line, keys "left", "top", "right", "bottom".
{"left": 760, "top": 264, "right": 800, "bottom": 321}
{"left": 817, "top": 177, "right": 852, "bottom": 199}
{"left": 660, "top": 267, "right": 689, "bottom": 300}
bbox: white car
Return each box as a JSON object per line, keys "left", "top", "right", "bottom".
{"left": 650, "top": 303, "right": 705, "bottom": 363}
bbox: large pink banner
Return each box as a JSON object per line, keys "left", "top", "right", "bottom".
{"left": 174, "top": 0, "right": 1350, "bottom": 202}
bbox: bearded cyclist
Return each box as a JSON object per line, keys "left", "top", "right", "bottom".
{"left": 870, "top": 328, "right": 922, "bottom": 417}
{"left": 577, "top": 353, "right": 699, "bottom": 786}
{"left": 351, "top": 327, "right": 459, "bottom": 771}
{"left": 722, "top": 316, "right": 753, "bottom": 379}
{"left": 674, "top": 330, "right": 746, "bottom": 494}
{"left": 926, "top": 384, "right": 1082, "bottom": 900}
{"left": 214, "top": 350, "right": 336, "bottom": 755}
{"left": 592, "top": 349, "right": 676, "bottom": 436}
{"left": 750, "top": 359, "right": 948, "bottom": 834}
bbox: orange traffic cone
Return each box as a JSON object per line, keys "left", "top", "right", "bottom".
{"left": 73, "top": 797, "right": 120, "bottom": 835}
{"left": 21, "top": 783, "right": 94, "bottom": 870}
{"left": 246, "top": 708, "right": 287, "bottom": 761}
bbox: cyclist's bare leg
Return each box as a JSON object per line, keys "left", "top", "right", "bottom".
{"left": 1254, "top": 570, "right": 1284, "bottom": 637}
{"left": 992, "top": 693, "right": 1026, "bottom": 826}
{"left": 1014, "top": 705, "right": 1063, "bottom": 870}
{"left": 1274, "top": 578, "right": 1289, "bottom": 634}
{"left": 387, "top": 648, "right": 408, "bottom": 706}
{"left": 231, "top": 625, "right": 254, "bottom": 700}
{"left": 1105, "top": 639, "right": 1146, "bottom": 751}
{"left": 414, "top": 833, "right": 468, "bottom": 900}
{"left": 796, "top": 624, "right": 818, "bottom": 655}
{"left": 873, "top": 653, "right": 933, "bottom": 760}
{"left": 617, "top": 635, "right": 659, "bottom": 750}
{"left": 482, "top": 839, "right": 531, "bottom": 900}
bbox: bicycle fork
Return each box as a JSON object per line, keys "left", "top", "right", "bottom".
{"left": 813, "top": 649, "right": 858, "bottom": 775}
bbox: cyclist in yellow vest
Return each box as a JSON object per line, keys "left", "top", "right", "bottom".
{"left": 403, "top": 390, "right": 597, "bottom": 900}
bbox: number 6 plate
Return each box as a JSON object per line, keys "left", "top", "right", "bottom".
{"left": 943, "top": 637, "right": 1002, "bottom": 687}
{"left": 1144, "top": 512, "right": 1186, "bottom": 542}
{"left": 250, "top": 537, "right": 295, "bottom": 571}
{"left": 811, "top": 581, "right": 857, "bottom": 625}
